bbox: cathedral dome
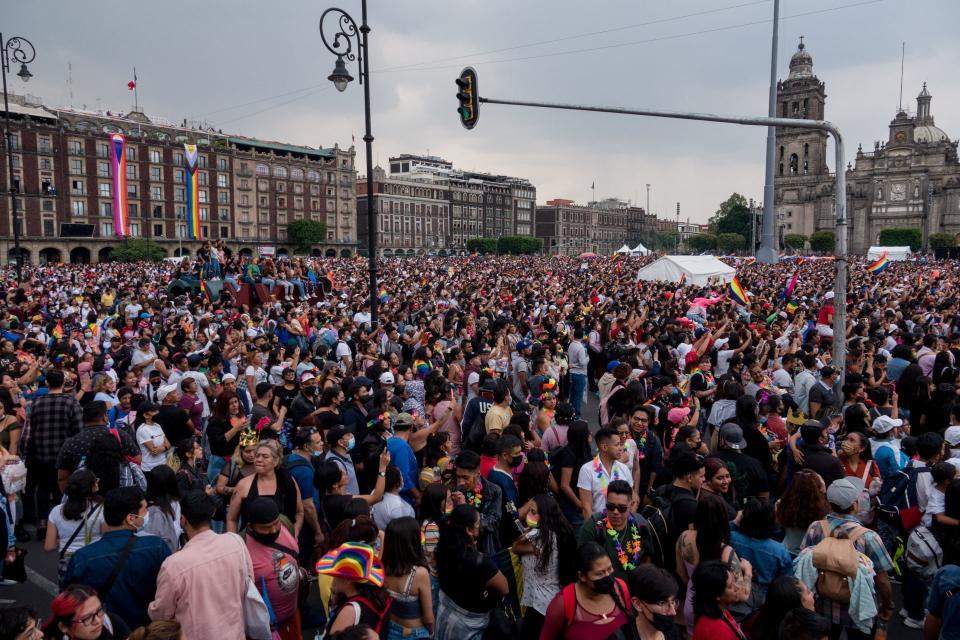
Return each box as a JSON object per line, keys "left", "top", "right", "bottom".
{"left": 788, "top": 40, "right": 814, "bottom": 80}
{"left": 914, "top": 124, "right": 950, "bottom": 144}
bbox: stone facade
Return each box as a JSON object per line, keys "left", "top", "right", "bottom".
{"left": 774, "top": 41, "right": 960, "bottom": 253}
{"left": 1, "top": 94, "right": 357, "bottom": 264}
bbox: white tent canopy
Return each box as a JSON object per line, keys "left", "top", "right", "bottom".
{"left": 867, "top": 246, "right": 912, "bottom": 261}
{"left": 633, "top": 243, "right": 650, "bottom": 256}
{"left": 614, "top": 244, "right": 633, "bottom": 255}
{"left": 635, "top": 255, "right": 736, "bottom": 286}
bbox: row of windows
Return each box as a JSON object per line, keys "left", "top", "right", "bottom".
{"left": 255, "top": 164, "right": 350, "bottom": 181}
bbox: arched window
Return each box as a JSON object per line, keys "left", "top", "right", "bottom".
{"left": 256, "top": 164, "right": 269, "bottom": 176}
{"left": 273, "top": 166, "right": 287, "bottom": 178}
{"left": 804, "top": 143, "right": 809, "bottom": 158}
{"left": 789, "top": 154, "right": 799, "bottom": 175}
{"left": 779, "top": 145, "right": 784, "bottom": 160}
{"left": 306, "top": 170, "right": 320, "bottom": 182}
{"left": 291, "top": 168, "right": 304, "bottom": 180}
{"left": 779, "top": 163, "right": 784, "bottom": 176}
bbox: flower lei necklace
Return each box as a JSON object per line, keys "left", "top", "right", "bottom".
{"left": 635, "top": 431, "right": 649, "bottom": 461}
{"left": 464, "top": 481, "right": 483, "bottom": 508}
{"left": 605, "top": 516, "right": 643, "bottom": 571}
{"left": 592, "top": 456, "right": 623, "bottom": 496}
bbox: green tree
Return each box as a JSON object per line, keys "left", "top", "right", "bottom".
{"left": 687, "top": 234, "right": 717, "bottom": 252}
{"left": 783, "top": 233, "right": 807, "bottom": 250}
{"left": 286, "top": 219, "right": 327, "bottom": 253}
{"left": 111, "top": 239, "right": 166, "bottom": 262}
{"left": 709, "top": 193, "right": 754, "bottom": 240}
{"left": 928, "top": 232, "right": 955, "bottom": 251}
{"left": 467, "top": 238, "right": 497, "bottom": 254}
{"left": 809, "top": 230, "right": 835, "bottom": 253}
{"left": 878, "top": 227, "right": 923, "bottom": 252}
{"left": 497, "top": 236, "right": 543, "bottom": 255}
{"left": 716, "top": 233, "right": 746, "bottom": 253}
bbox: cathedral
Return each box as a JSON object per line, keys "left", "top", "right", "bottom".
{"left": 774, "top": 39, "right": 960, "bottom": 253}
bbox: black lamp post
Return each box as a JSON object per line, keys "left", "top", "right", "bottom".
{"left": 320, "top": 3, "right": 378, "bottom": 328}
{"left": 1, "top": 33, "right": 35, "bottom": 285}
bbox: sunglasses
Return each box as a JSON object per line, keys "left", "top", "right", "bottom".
{"left": 605, "top": 503, "right": 629, "bottom": 514}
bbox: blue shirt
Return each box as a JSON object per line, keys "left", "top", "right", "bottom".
{"left": 928, "top": 565, "right": 960, "bottom": 640}
{"left": 386, "top": 436, "right": 418, "bottom": 504}
{"left": 730, "top": 529, "right": 792, "bottom": 592}
{"left": 873, "top": 442, "right": 908, "bottom": 479}
{"left": 488, "top": 467, "right": 519, "bottom": 507}
{"left": 286, "top": 452, "right": 320, "bottom": 512}
{"left": 64, "top": 529, "right": 171, "bottom": 629}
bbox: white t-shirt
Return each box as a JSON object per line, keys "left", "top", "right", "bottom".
{"left": 577, "top": 456, "right": 634, "bottom": 515}
{"left": 621, "top": 439, "right": 638, "bottom": 472}
{"left": 520, "top": 529, "right": 560, "bottom": 615}
{"left": 923, "top": 487, "right": 946, "bottom": 528}
{"left": 716, "top": 349, "right": 736, "bottom": 376}
{"left": 370, "top": 492, "right": 415, "bottom": 531}
{"left": 48, "top": 502, "right": 105, "bottom": 555}
{"left": 335, "top": 342, "right": 352, "bottom": 370}
{"left": 137, "top": 422, "right": 168, "bottom": 471}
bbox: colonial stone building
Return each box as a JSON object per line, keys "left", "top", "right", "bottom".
{"left": 774, "top": 40, "right": 960, "bottom": 253}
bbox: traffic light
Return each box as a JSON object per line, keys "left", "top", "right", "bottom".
{"left": 456, "top": 67, "right": 479, "bottom": 130}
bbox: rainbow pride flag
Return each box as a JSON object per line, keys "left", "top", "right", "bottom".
{"left": 109, "top": 134, "right": 129, "bottom": 238}
{"left": 867, "top": 251, "right": 890, "bottom": 274}
{"left": 728, "top": 276, "right": 750, "bottom": 306}
{"left": 786, "top": 300, "right": 799, "bottom": 314}
{"left": 184, "top": 144, "right": 202, "bottom": 240}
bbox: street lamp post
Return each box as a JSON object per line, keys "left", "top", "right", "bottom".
{"left": 1, "top": 33, "right": 36, "bottom": 285}
{"left": 320, "top": 3, "right": 379, "bottom": 328}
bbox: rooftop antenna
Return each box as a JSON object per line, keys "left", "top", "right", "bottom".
{"left": 898, "top": 42, "right": 905, "bottom": 112}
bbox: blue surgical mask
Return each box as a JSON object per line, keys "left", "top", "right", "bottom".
{"left": 136, "top": 512, "right": 150, "bottom": 533}
{"left": 345, "top": 437, "right": 356, "bottom": 452}
{"left": 311, "top": 449, "right": 323, "bottom": 458}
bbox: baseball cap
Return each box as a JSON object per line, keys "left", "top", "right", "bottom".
{"left": 394, "top": 412, "right": 414, "bottom": 427}
{"left": 824, "top": 291, "right": 835, "bottom": 300}
{"left": 719, "top": 423, "right": 745, "bottom": 450}
{"left": 606, "top": 360, "right": 622, "bottom": 372}
{"left": 945, "top": 426, "right": 960, "bottom": 447}
{"left": 826, "top": 478, "right": 861, "bottom": 510}
{"left": 667, "top": 407, "right": 691, "bottom": 425}
{"left": 379, "top": 372, "right": 395, "bottom": 385}
{"left": 156, "top": 384, "right": 179, "bottom": 402}
{"left": 872, "top": 415, "right": 903, "bottom": 435}
{"left": 467, "top": 371, "right": 480, "bottom": 386}
{"left": 516, "top": 340, "right": 532, "bottom": 352}
{"left": 245, "top": 496, "right": 281, "bottom": 525}
{"left": 301, "top": 372, "right": 316, "bottom": 384}
{"left": 480, "top": 379, "right": 498, "bottom": 393}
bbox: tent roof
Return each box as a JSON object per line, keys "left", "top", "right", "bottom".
{"left": 660, "top": 255, "right": 735, "bottom": 275}
{"left": 636, "top": 254, "right": 736, "bottom": 285}
{"left": 614, "top": 244, "right": 632, "bottom": 254}
{"left": 867, "top": 246, "right": 911, "bottom": 253}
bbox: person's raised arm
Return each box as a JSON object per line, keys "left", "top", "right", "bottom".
{"left": 358, "top": 448, "right": 391, "bottom": 505}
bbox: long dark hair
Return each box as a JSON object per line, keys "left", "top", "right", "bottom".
{"left": 418, "top": 482, "right": 448, "bottom": 524}
{"left": 531, "top": 493, "right": 577, "bottom": 585}
{"left": 422, "top": 433, "right": 450, "bottom": 469}
{"left": 695, "top": 494, "right": 731, "bottom": 562}
{"left": 692, "top": 559, "right": 732, "bottom": 620}
{"left": 735, "top": 395, "right": 759, "bottom": 430}
{"left": 62, "top": 469, "right": 98, "bottom": 521}
{"left": 381, "top": 516, "right": 426, "bottom": 577}
{"left": 517, "top": 449, "right": 551, "bottom": 504}
{"left": 436, "top": 504, "right": 478, "bottom": 576}
{"left": 566, "top": 420, "right": 592, "bottom": 466}
{"left": 751, "top": 575, "right": 806, "bottom": 640}
{"left": 145, "top": 465, "right": 181, "bottom": 520}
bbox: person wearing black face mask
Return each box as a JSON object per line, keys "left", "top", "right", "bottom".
{"left": 628, "top": 564, "right": 680, "bottom": 640}
{"left": 241, "top": 497, "right": 303, "bottom": 638}
{"left": 540, "top": 541, "right": 635, "bottom": 638}
{"left": 488, "top": 434, "right": 523, "bottom": 546}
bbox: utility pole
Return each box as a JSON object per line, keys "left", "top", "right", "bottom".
{"left": 645, "top": 183, "right": 651, "bottom": 244}
{"left": 750, "top": 198, "right": 756, "bottom": 255}
{"left": 758, "top": 0, "right": 780, "bottom": 263}
{"left": 676, "top": 202, "right": 680, "bottom": 253}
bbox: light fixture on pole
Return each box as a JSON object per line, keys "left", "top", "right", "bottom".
{"left": 319, "top": 2, "right": 379, "bottom": 328}
{"left": 1, "top": 33, "right": 36, "bottom": 285}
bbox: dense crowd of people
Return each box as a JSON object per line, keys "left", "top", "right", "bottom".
{"left": 1, "top": 244, "right": 960, "bottom": 640}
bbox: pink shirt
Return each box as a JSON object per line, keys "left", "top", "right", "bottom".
{"left": 149, "top": 530, "right": 250, "bottom": 640}
{"left": 435, "top": 400, "right": 461, "bottom": 455}
{"left": 246, "top": 526, "right": 301, "bottom": 623}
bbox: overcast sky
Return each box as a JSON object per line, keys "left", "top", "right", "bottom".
{"left": 9, "top": 0, "right": 960, "bottom": 223}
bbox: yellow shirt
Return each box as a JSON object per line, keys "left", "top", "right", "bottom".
{"left": 101, "top": 292, "right": 114, "bottom": 307}
{"left": 485, "top": 404, "right": 513, "bottom": 434}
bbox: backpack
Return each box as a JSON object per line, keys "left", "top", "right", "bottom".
{"left": 810, "top": 519, "right": 871, "bottom": 604}
{"left": 905, "top": 525, "right": 943, "bottom": 579}
{"left": 463, "top": 400, "right": 491, "bottom": 453}
{"left": 878, "top": 465, "right": 931, "bottom": 530}
{"left": 598, "top": 383, "right": 625, "bottom": 428}
{"left": 645, "top": 485, "right": 697, "bottom": 558}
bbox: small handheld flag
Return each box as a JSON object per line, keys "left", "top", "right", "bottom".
{"left": 728, "top": 276, "right": 751, "bottom": 306}
{"left": 678, "top": 272, "right": 686, "bottom": 286}
{"left": 867, "top": 252, "right": 890, "bottom": 274}
{"left": 786, "top": 301, "right": 799, "bottom": 314}
{"left": 780, "top": 270, "right": 799, "bottom": 300}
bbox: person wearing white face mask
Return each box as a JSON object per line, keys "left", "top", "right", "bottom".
{"left": 63, "top": 486, "right": 172, "bottom": 630}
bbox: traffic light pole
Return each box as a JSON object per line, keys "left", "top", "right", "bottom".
{"left": 476, "top": 95, "right": 848, "bottom": 385}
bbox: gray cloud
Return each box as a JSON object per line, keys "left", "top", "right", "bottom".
{"left": 9, "top": 0, "right": 959, "bottom": 222}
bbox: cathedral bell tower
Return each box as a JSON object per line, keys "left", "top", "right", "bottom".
{"left": 775, "top": 38, "right": 828, "bottom": 178}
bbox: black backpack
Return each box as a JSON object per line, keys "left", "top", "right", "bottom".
{"left": 463, "top": 400, "right": 492, "bottom": 453}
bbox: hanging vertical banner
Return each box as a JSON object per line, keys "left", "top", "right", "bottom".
{"left": 109, "top": 133, "right": 129, "bottom": 238}
{"left": 183, "top": 143, "right": 201, "bottom": 240}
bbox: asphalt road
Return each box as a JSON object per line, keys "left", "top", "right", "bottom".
{"left": 5, "top": 393, "right": 924, "bottom": 638}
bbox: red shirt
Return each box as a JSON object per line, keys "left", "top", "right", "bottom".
{"left": 480, "top": 454, "right": 497, "bottom": 479}
{"left": 692, "top": 610, "right": 745, "bottom": 640}
{"left": 817, "top": 305, "right": 834, "bottom": 325}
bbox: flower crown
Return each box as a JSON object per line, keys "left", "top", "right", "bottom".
{"left": 239, "top": 426, "right": 260, "bottom": 447}
{"left": 367, "top": 412, "right": 391, "bottom": 430}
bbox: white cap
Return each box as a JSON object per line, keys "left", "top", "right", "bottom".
{"left": 872, "top": 415, "right": 903, "bottom": 434}
{"left": 379, "top": 372, "right": 395, "bottom": 385}
{"left": 467, "top": 371, "right": 480, "bottom": 386}
{"left": 945, "top": 425, "right": 960, "bottom": 447}
{"left": 222, "top": 373, "right": 237, "bottom": 382}
{"left": 156, "top": 384, "right": 179, "bottom": 402}
{"left": 824, "top": 291, "right": 835, "bottom": 300}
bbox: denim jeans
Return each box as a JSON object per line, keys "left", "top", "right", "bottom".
{"left": 290, "top": 277, "right": 306, "bottom": 299}
{"left": 207, "top": 454, "right": 227, "bottom": 489}
{"left": 387, "top": 622, "right": 431, "bottom": 640}
{"left": 570, "top": 373, "right": 587, "bottom": 418}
